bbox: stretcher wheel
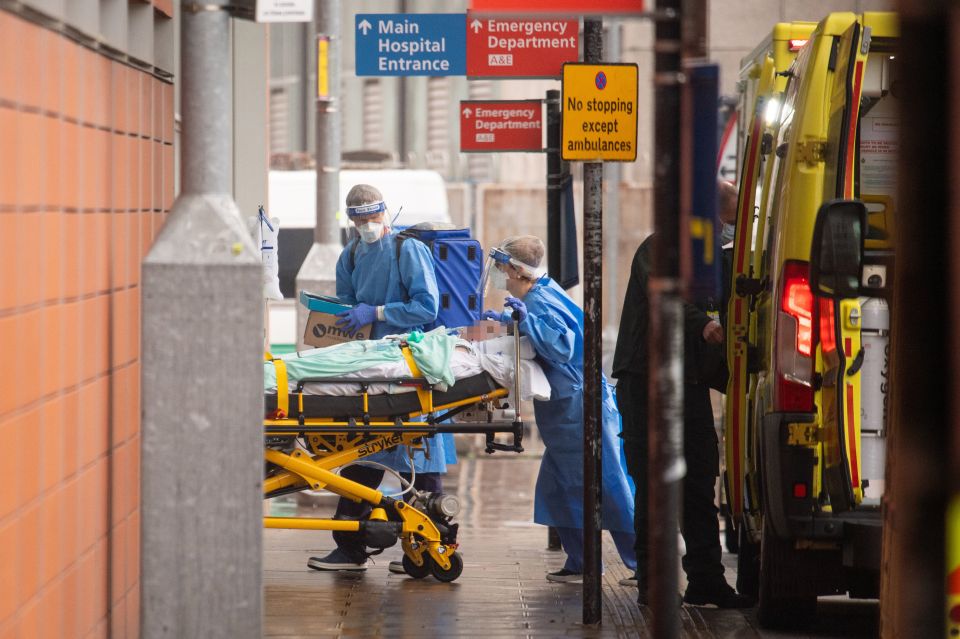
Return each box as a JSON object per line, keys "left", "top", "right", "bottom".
{"left": 402, "top": 553, "right": 433, "bottom": 579}
{"left": 430, "top": 551, "right": 463, "bottom": 583}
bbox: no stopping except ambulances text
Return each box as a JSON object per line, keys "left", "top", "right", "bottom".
{"left": 565, "top": 96, "right": 634, "bottom": 153}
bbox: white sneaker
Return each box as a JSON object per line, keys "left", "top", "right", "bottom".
{"left": 388, "top": 560, "right": 406, "bottom": 574}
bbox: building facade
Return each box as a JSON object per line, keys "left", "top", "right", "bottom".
{"left": 0, "top": 1, "right": 172, "bottom": 636}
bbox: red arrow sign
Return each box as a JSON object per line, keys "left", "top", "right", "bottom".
{"left": 466, "top": 14, "right": 579, "bottom": 78}
{"left": 471, "top": 0, "right": 643, "bottom": 13}
{"left": 460, "top": 100, "right": 544, "bottom": 152}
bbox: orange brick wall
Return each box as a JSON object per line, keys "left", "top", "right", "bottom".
{"left": 0, "top": 10, "right": 174, "bottom": 639}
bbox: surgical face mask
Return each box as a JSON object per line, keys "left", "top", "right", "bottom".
{"left": 488, "top": 267, "right": 508, "bottom": 290}
{"left": 358, "top": 221, "right": 384, "bottom": 243}
{"left": 720, "top": 223, "right": 736, "bottom": 246}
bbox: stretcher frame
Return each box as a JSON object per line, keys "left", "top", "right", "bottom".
{"left": 263, "top": 323, "right": 525, "bottom": 581}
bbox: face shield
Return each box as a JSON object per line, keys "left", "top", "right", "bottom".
{"left": 346, "top": 200, "right": 388, "bottom": 244}
{"left": 478, "top": 246, "right": 547, "bottom": 296}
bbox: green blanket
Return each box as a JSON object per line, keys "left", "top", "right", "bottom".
{"left": 264, "top": 328, "right": 457, "bottom": 391}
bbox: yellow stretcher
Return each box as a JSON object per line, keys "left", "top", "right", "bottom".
{"left": 262, "top": 332, "right": 525, "bottom": 582}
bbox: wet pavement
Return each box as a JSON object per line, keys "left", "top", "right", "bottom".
{"left": 263, "top": 437, "right": 878, "bottom": 638}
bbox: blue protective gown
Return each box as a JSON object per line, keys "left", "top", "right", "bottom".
{"left": 335, "top": 231, "right": 455, "bottom": 473}
{"left": 336, "top": 232, "right": 439, "bottom": 339}
{"left": 521, "top": 277, "right": 635, "bottom": 533}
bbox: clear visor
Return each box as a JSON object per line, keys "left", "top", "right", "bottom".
{"left": 346, "top": 200, "right": 387, "bottom": 218}
{"left": 478, "top": 246, "right": 546, "bottom": 295}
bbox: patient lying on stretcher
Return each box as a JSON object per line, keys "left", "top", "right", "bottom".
{"left": 264, "top": 328, "right": 550, "bottom": 401}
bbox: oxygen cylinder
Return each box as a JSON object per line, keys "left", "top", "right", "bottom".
{"left": 859, "top": 297, "right": 889, "bottom": 500}
{"left": 859, "top": 297, "right": 889, "bottom": 434}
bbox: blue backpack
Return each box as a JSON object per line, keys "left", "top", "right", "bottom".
{"left": 349, "top": 223, "right": 483, "bottom": 330}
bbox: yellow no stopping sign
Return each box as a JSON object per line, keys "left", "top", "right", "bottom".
{"left": 561, "top": 63, "right": 638, "bottom": 162}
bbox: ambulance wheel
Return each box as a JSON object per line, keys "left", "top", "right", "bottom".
{"left": 757, "top": 517, "right": 817, "bottom": 629}
{"left": 430, "top": 551, "right": 463, "bottom": 583}
{"left": 402, "top": 553, "right": 432, "bottom": 579}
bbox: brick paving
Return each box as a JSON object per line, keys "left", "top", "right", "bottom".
{"left": 263, "top": 442, "right": 877, "bottom": 638}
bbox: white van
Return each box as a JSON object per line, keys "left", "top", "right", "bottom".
{"left": 269, "top": 169, "right": 452, "bottom": 298}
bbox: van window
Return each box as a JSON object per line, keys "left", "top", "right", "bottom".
{"left": 761, "top": 57, "right": 802, "bottom": 278}
{"left": 824, "top": 23, "right": 864, "bottom": 201}
{"left": 856, "top": 52, "right": 898, "bottom": 249}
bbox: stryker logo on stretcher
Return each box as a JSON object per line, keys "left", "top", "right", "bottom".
{"left": 357, "top": 434, "right": 404, "bottom": 458}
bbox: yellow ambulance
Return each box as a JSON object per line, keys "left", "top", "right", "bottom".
{"left": 724, "top": 12, "right": 898, "bottom": 628}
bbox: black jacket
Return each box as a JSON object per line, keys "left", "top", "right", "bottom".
{"left": 612, "top": 235, "right": 728, "bottom": 432}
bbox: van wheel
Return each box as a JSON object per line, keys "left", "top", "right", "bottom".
{"left": 757, "top": 517, "right": 817, "bottom": 629}
{"left": 735, "top": 519, "right": 760, "bottom": 599}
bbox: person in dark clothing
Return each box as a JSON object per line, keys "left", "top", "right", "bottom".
{"left": 612, "top": 227, "right": 753, "bottom": 608}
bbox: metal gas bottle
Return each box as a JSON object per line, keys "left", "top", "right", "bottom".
{"left": 859, "top": 297, "right": 890, "bottom": 434}
{"left": 859, "top": 297, "right": 889, "bottom": 500}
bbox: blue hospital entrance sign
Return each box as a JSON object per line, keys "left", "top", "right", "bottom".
{"left": 356, "top": 13, "right": 466, "bottom": 76}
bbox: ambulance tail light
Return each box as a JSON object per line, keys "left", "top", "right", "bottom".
{"left": 949, "top": 602, "right": 960, "bottom": 624}
{"left": 789, "top": 39, "right": 808, "bottom": 51}
{"left": 775, "top": 261, "right": 815, "bottom": 412}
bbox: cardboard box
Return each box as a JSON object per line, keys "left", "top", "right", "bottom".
{"left": 299, "top": 291, "right": 371, "bottom": 348}
{"left": 304, "top": 311, "right": 372, "bottom": 348}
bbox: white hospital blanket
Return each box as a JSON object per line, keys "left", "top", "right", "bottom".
{"left": 265, "top": 336, "right": 551, "bottom": 401}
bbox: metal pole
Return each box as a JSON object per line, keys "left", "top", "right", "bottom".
{"left": 538, "top": 100, "right": 562, "bottom": 556}
{"left": 546, "top": 89, "right": 562, "bottom": 280}
{"left": 604, "top": 21, "right": 621, "bottom": 333}
{"left": 398, "top": 0, "right": 408, "bottom": 164}
{"left": 582, "top": 16, "right": 604, "bottom": 628}
{"left": 295, "top": 0, "right": 343, "bottom": 347}
{"left": 314, "top": 0, "right": 341, "bottom": 247}
{"left": 141, "top": 2, "right": 263, "bottom": 637}
{"left": 649, "top": 0, "right": 683, "bottom": 636}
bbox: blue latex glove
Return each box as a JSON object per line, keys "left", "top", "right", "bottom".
{"left": 335, "top": 303, "right": 377, "bottom": 336}
{"left": 481, "top": 309, "right": 507, "bottom": 323}
{"left": 504, "top": 296, "right": 528, "bottom": 323}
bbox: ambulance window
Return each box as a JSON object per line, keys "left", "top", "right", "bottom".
{"left": 856, "top": 52, "right": 898, "bottom": 248}
{"left": 761, "top": 116, "right": 791, "bottom": 277}
{"left": 823, "top": 28, "right": 860, "bottom": 200}
{"left": 760, "top": 68, "right": 800, "bottom": 277}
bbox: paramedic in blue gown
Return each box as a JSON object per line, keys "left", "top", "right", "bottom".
{"left": 481, "top": 235, "right": 637, "bottom": 582}
{"left": 307, "top": 183, "right": 455, "bottom": 573}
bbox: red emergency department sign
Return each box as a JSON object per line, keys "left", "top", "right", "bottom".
{"left": 460, "top": 100, "right": 543, "bottom": 152}
{"left": 470, "top": 0, "right": 643, "bottom": 14}
{"left": 466, "top": 14, "right": 579, "bottom": 78}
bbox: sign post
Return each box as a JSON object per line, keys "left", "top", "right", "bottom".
{"left": 355, "top": 13, "right": 466, "bottom": 76}
{"left": 459, "top": 100, "right": 544, "bottom": 152}
{"left": 466, "top": 14, "right": 579, "bottom": 77}
{"left": 561, "top": 62, "right": 639, "bottom": 162}
{"left": 579, "top": 18, "right": 605, "bottom": 628}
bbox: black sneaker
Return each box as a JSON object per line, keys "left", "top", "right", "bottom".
{"left": 682, "top": 582, "right": 755, "bottom": 608}
{"left": 546, "top": 569, "right": 583, "bottom": 583}
{"left": 307, "top": 548, "right": 368, "bottom": 572}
